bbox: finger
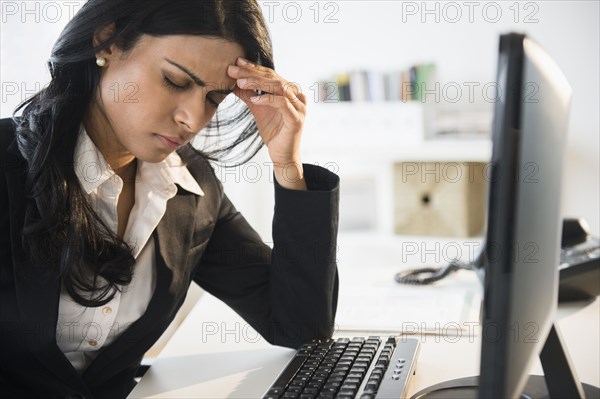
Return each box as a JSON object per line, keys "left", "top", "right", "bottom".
{"left": 236, "top": 78, "right": 305, "bottom": 110}
{"left": 233, "top": 86, "right": 306, "bottom": 122}
{"left": 281, "top": 81, "right": 303, "bottom": 100}
{"left": 249, "top": 94, "right": 303, "bottom": 126}
{"left": 286, "top": 86, "right": 307, "bottom": 112}
{"left": 232, "top": 85, "right": 260, "bottom": 108}
{"left": 278, "top": 85, "right": 306, "bottom": 113}
{"left": 236, "top": 77, "right": 283, "bottom": 96}
{"left": 236, "top": 57, "right": 274, "bottom": 74}
{"left": 228, "top": 62, "right": 304, "bottom": 99}
{"left": 228, "top": 61, "right": 275, "bottom": 89}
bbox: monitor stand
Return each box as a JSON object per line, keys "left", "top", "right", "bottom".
{"left": 410, "top": 324, "right": 600, "bottom": 399}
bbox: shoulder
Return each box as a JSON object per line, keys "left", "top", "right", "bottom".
{"left": 0, "top": 117, "right": 17, "bottom": 148}
{"left": 0, "top": 117, "right": 25, "bottom": 173}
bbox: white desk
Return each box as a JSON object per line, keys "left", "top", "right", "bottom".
{"left": 129, "top": 235, "right": 600, "bottom": 398}
{"left": 128, "top": 293, "right": 599, "bottom": 398}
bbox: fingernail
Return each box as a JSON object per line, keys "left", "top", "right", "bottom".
{"left": 228, "top": 65, "right": 240, "bottom": 74}
{"left": 237, "top": 57, "right": 250, "bottom": 65}
{"left": 237, "top": 78, "right": 247, "bottom": 87}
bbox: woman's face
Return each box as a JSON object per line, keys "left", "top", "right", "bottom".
{"left": 91, "top": 34, "right": 244, "bottom": 164}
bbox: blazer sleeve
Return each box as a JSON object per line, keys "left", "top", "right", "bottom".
{"left": 192, "top": 164, "right": 339, "bottom": 348}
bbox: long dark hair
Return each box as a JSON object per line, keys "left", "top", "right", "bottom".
{"left": 13, "top": 0, "right": 273, "bottom": 307}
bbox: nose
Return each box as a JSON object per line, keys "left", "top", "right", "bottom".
{"left": 173, "top": 96, "right": 213, "bottom": 135}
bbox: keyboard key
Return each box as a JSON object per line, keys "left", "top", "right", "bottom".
{"left": 271, "top": 355, "right": 308, "bottom": 389}
{"left": 316, "top": 393, "right": 334, "bottom": 399}
{"left": 323, "top": 381, "right": 342, "bottom": 390}
{"left": 346, "top": 372, "right": 363, "bottom": 379}
{"left": 330, "top": 371, "right": 347, "bottom": 378}
{"left": 364, "top": 382, "right": 378, "bottom": 393}
{"left": 349, "top": 366, "right": 367, "bottom": 374}
{"left": 320, "top": 387, "right": 337, "bottom": 395}
{"left": 368, "top": 376, "right": 381, "bottom": 385}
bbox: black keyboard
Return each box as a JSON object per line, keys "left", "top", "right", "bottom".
{"left": 262, "top": 336, "right": 420, "bottom": 399}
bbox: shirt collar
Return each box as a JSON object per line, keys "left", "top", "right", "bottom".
{"left": 74, "top": 125, "right": 203, "bottom": 196}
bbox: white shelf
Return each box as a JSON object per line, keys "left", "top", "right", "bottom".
{"left": 303, "top": 101, "right": 425, "bottom": 149}
{"left": 303, "top": 101, "right": 491, "bottom": 163}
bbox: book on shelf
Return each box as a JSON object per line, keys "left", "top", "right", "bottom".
{"left": 410, "top": 63, "right": 437, "bottom": 102}
{"left": 317, "top": 63, "right": 437, "bottom": 103}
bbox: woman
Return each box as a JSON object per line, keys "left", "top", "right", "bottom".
{"left": 0, "top": 0, "right": 339, "bottom": 397}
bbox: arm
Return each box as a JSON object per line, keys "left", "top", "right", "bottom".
{"left": 192, "top": 163, "right": 339, "bottom": 348}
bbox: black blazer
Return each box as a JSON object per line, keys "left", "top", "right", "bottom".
{"left": 0, "top": 117, "right": 340, "bottom": 399}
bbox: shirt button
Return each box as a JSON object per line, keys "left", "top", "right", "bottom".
{"left": 88, "top": 339, "right": 98, "bottom": 347}
{"left": 102, "top": 306, "right": 112, "bottom": 315}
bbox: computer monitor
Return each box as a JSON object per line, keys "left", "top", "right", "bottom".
{"left": 412, "top": 33, "right": 599, "bottom": 398}
{"left": 479, "top": 31, "right": 571, "bottom": 398}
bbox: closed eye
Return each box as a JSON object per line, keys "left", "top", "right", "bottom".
{"left": 163, "top": 75, "right": 189, "bottom": 92}
{"left": 164, "top": 73, "right": 229, "bottom": 108}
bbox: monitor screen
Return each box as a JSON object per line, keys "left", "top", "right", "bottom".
{"left": 479, "top": 33, "right": 572, "bottom": 397}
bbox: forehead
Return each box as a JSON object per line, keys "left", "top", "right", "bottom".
{"left": 134, "top": 34, "right": 244, "bottom": 88}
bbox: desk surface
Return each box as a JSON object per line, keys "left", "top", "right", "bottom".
{"left": 129, "top": 235, "right": 600, "bottom": 398}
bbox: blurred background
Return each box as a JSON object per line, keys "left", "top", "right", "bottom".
{"left": 1, "top": 0, "right": 598, "bottom": 241}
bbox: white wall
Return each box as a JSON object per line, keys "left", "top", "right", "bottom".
{"left": 1, "top": 1, "right": 598, "bottom": 237}
{"left": 261, "top": 0, "right": 600, "bottom": 237}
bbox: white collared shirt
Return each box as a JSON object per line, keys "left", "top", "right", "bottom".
{"left": 56, "top": 126, "right": 203, "bottom": 373}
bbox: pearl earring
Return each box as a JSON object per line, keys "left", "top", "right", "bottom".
{"left": 96, "top": 57, "right": 107, "bottom": 67}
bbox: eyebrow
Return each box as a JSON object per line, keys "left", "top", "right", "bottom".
{"left": 164, "top": 58, "right": 233, "bottom": 95}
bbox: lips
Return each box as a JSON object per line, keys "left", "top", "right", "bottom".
{"left": 156, "top": 134, "right": 185, "bottom": 150}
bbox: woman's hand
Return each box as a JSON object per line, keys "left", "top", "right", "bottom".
{"left": 228, "top": 57, "right": 307, "bottom": 190}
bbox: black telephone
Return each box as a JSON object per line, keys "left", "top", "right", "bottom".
{"left": 558, "top": 218, "right": 600, "bottom": 302}
{"left": 395, "top": 218, "right": 600, "bottom": 303}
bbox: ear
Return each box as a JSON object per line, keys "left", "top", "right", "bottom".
{"left": 92, "top": 22, "right": 119, "bottom": 60}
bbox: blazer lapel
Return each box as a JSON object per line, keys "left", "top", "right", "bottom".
{"left": 82, "top": 190, "right": 198, "bottom": 383}
{"left": 154, "top": 191, "right": 199, "bottom": 292}
{"left": 5, "top": 141, "right": 89, "bottom": 393}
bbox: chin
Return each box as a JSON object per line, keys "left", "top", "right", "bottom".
{"left": 135, "top": 150, "right": 172, "bottom": 164}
